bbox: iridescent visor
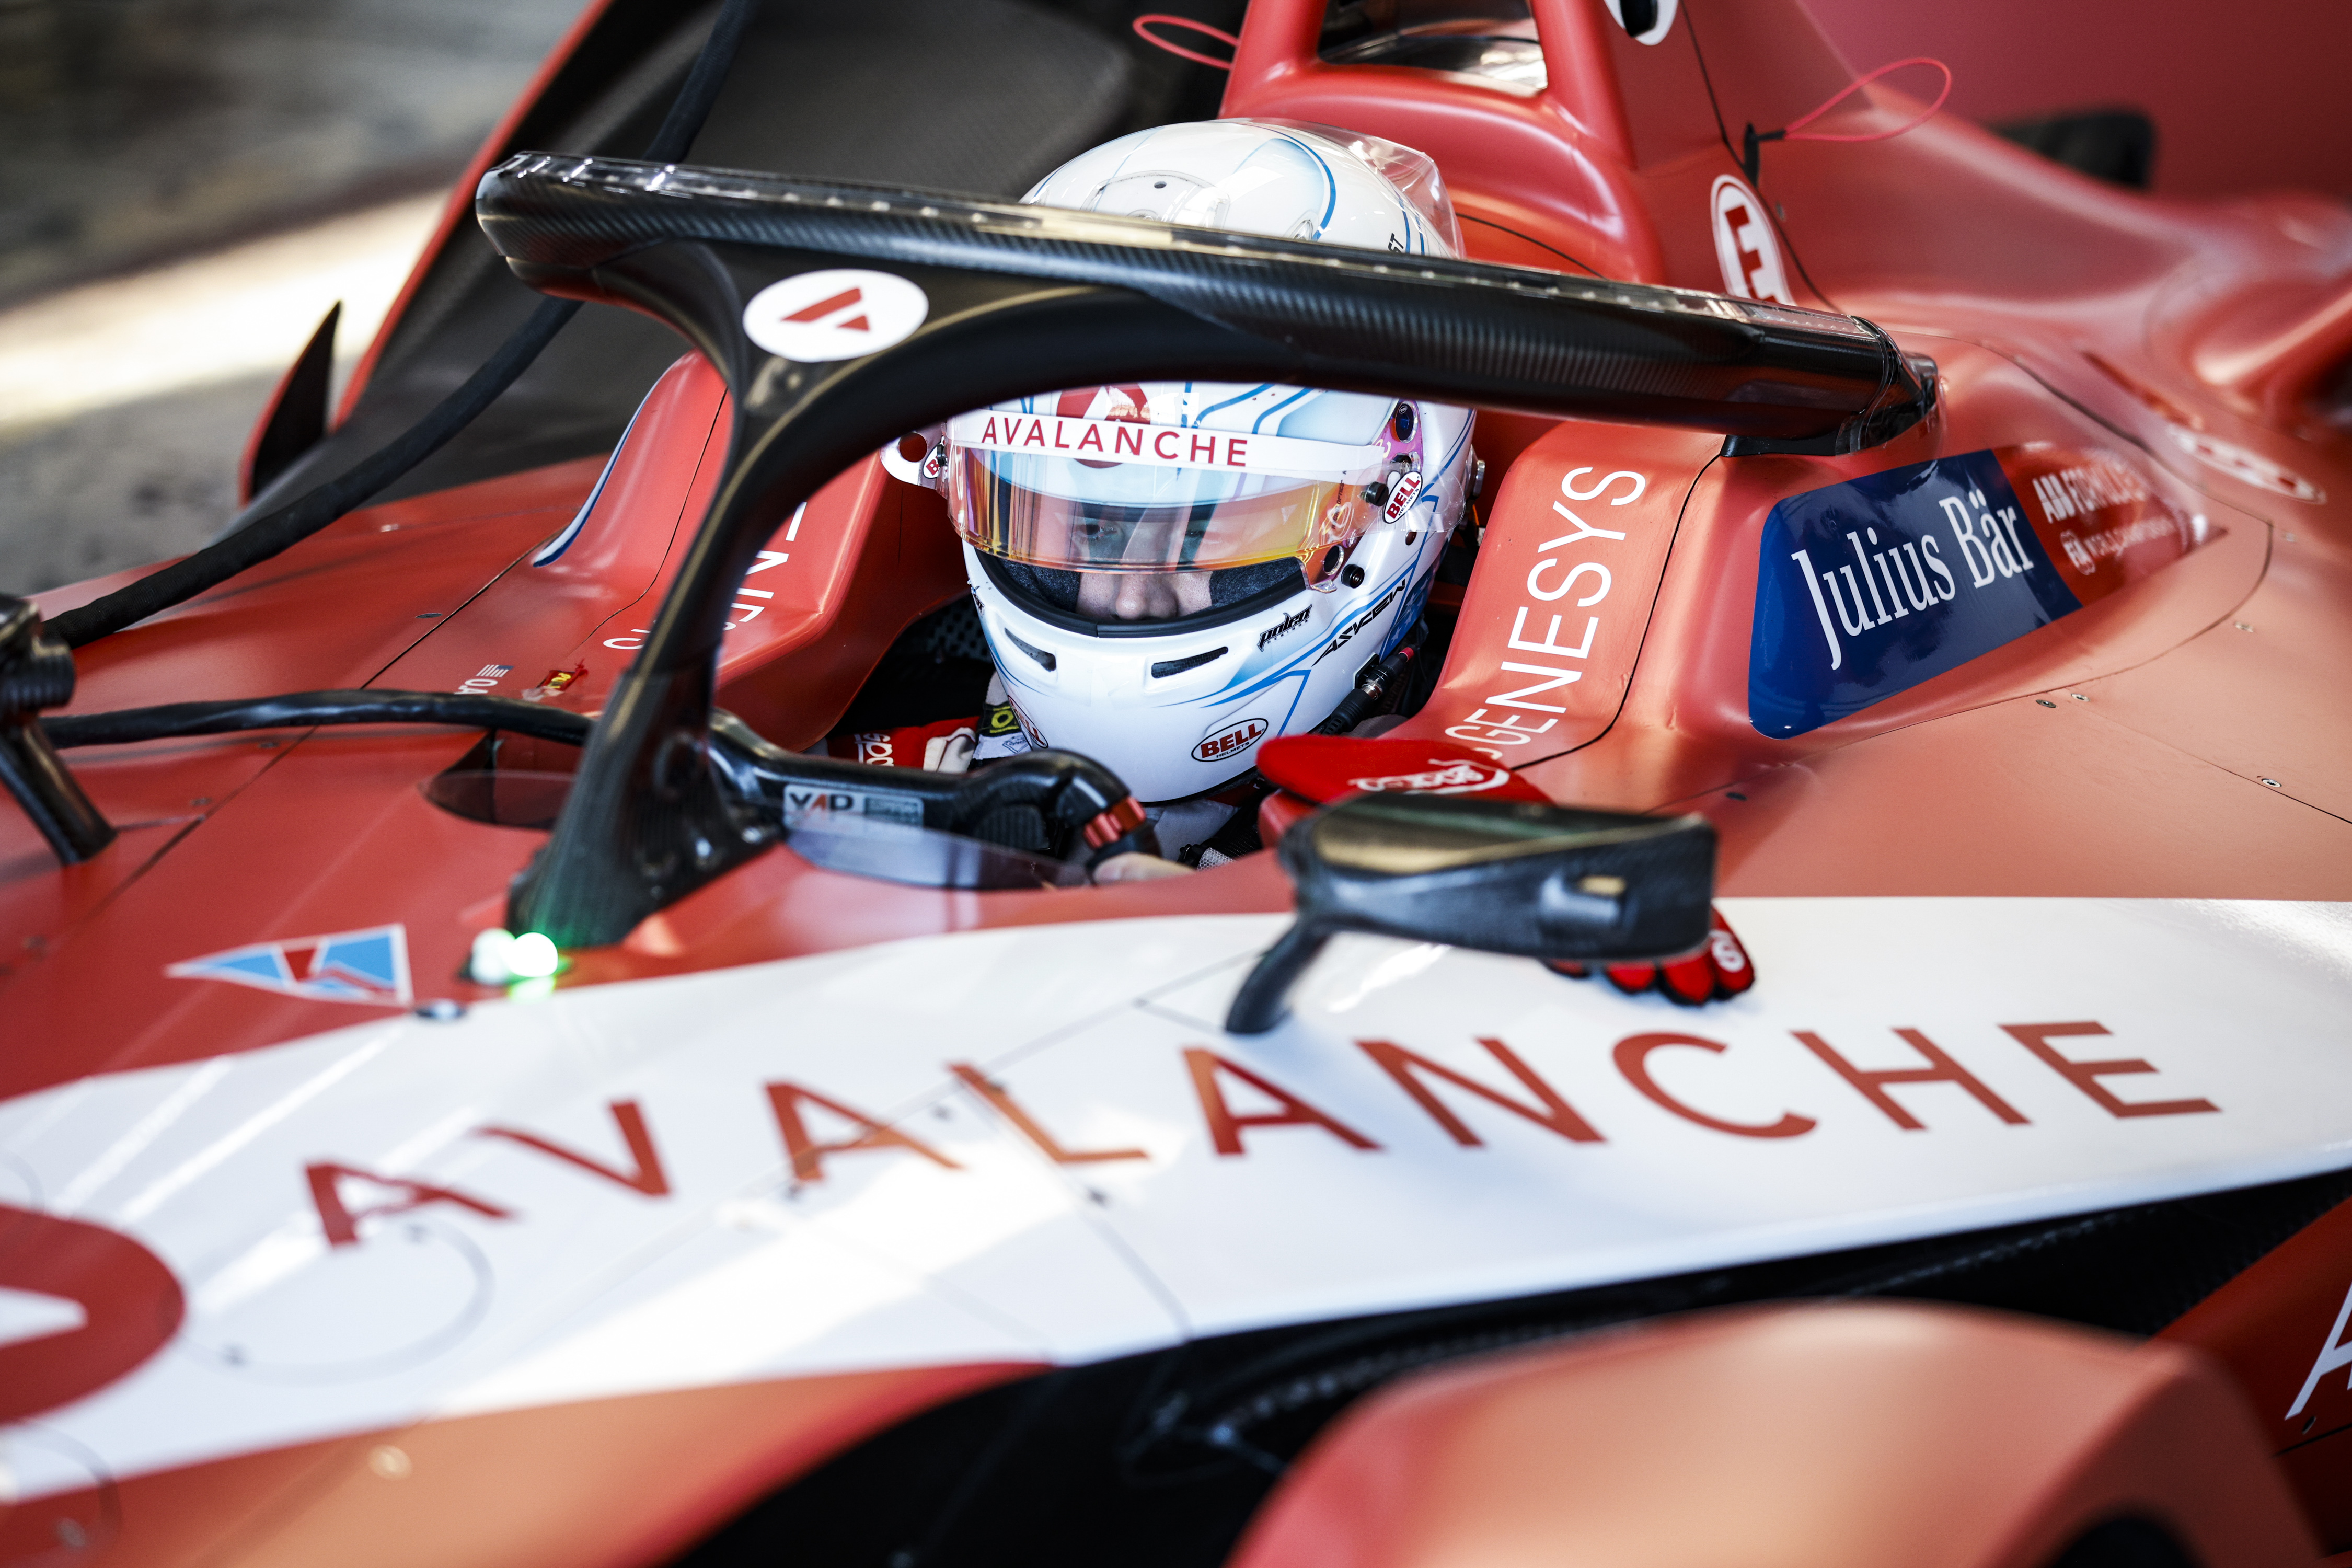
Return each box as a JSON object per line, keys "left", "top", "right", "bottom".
{"left": 946, "top": 453, "right": 1361, "bottom": 572}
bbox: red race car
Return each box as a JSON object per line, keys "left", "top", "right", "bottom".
{"left": 4, "top": 2, "right": 2350, "bottom": 1566}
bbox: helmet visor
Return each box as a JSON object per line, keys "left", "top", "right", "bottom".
{"left": 940, "top": 409, "right": 1388, "bottom": 584}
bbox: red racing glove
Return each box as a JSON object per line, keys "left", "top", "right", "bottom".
{"left": 1549, "top": 908, "right": 1756, "bottom": 1006}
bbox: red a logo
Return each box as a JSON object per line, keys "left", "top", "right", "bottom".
{"left": 784, "top": 286, "right": 870, "bottom": 333}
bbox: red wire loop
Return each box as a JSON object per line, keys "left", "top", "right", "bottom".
{"left": 1133, "top": 13, "right": 1239, "bottom": 70}
{"left": 1781, "top": 56, "right": 1952, "bottom": 144}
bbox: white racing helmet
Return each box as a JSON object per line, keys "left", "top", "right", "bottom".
{"left": 892, "top": 120, "right": 1476, "bottom": 803}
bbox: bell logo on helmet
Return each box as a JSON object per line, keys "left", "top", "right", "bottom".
{"left": 1382, "top": 469, "right": 1425, "bottom": 523}
{"left": 1193, "top": 717, "right": 1269, "bottom": 763}
{"left": 742, "top": 270, "right": 929, "bottom": 362}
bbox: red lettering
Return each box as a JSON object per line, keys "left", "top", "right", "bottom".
{"left": 949, "top": 1063, "right": 1146, "bottom": 1163}
{"left": 1116, "top": 425, "right": 1144, "bottom": 457}
{"left": 978, "top": 416, "right": 999, "bottom": 444}
{"left": 1155, "top": 431, "right": 1181, "bottom": 460}
{"left": 1227, "top": 436, "right": 1249, "bottom": 468}
{"left": 0, "top": 1206, "right": 183, "bottom": 1426}
{"left": 305, "top": 1163, "right": 512, "bottom": 1248}
{"left": 1078, "top": 424, "right": 1105, "bottom": 454}
{"left": 1190, "top": 433, "right": 1218, "bottom": 464}
{"left": 1022, "top": 419, "right": 1048, "bottom": 448}
{"left": 1357, "top": 1037, "right": 1603, "bottom": 1146}
{"left": 477, "top": 1099, "right": 670, "bottom": 1196}
{"left": 765, "top": 1081, "right": 962, "bottom": 1183}
{"left": 1794, "top": 1029, "right": 2027, "bottom": 1130}
{"left": 1612, "top": 1033, "right": 1815, "bottom": 1139}
{"left": 2001, "top": 1021, "right": 2219, "bottom": 1118}
{"left": 1052, "top": 420, "right": 1074, "bottom": 450}
{"left": 1183, "top": 1047, "right": 1379, "bottom": 1157}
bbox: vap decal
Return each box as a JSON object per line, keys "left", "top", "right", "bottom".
{"left": 1194, "top": 716, "right": 1270, "bottom": 764}
{"left": 1382, "top": 469, "right": 1425, "bottom": 523}
{"left": 780, "top": 783, "right": 924, "bottom": 826}
{"left": 1710, "top": 176, "right": 1793, "bottom": 306}
{"left": 166, "top": 925, "right": 412, "bottom": 1007}
{"left": 2165, "top": 426, "right": 2326, "bottom": 503}
{"left": 1258, "top": 606, "right": 1311, "bottom": 651}
{"left": 742, "top": 269, "right": 928, "bottom": 363}
{"left": 1748, "top": 446, "right": 2198, "bottom": 736}
{"left": 453, "top": 663, "right": 512, "bottom": 695}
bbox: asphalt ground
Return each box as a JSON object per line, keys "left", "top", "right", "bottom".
{"left": 0, "top": 0, "right": 579, "bottom": 596}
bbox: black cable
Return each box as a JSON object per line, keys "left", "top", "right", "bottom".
{"left": 49, "top": 0, "right": 767, "bottom": 651}
{"left": 1456, "top": 213, "right": 1605, "bottom": 279}
{"left": 43, "top": 691, "right": 591, "bottom": 749}
{"left": 641, "top": 0, "right": 764, "bottom": 164}
{"left": 1679, "top": 2, "right": 1844, "bottom": 315}
{"left": 48, "top": 301, "right": 580, "bottom": 649}
{"left": 1311, "top": 621, "right": 1426, "bottom": 735}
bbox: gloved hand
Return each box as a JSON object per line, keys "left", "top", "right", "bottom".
{"left": 1548, "top": 908, "right": 1756, "bottom": 1006}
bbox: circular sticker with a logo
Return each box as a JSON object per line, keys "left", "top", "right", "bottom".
{"left": 1601, "top": 0, "right": 1678, "bottom": 44}
{"left": 1709, "top": 176, "right": 1793, "bottom": 306}
{"left": 742, "top": 270, "right": 929, "bottom": 363}
{"left": 1193, "top": 716, "right": 1269, "bottom": 765}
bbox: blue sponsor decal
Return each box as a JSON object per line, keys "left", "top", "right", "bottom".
{"left": 1748, "top": 449, "right": 2081, "bottom": 736}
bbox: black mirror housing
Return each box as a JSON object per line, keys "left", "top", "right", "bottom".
{"left": 1225, "top": 794, "right": 1716, "bottom": 1035}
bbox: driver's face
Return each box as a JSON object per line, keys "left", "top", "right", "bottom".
{"left": 1075, "top": 569, "right": 1213, "bottom": 621}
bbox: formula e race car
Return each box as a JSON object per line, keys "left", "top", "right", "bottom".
{"left": 5, "top": 1, "right": 2352, "bottom": 1565}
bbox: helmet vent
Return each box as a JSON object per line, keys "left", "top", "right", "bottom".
{"left": 1002, "top": 628, "right": 1058, "bottom": 672}
{"left": 1150, "top": 647, "right": 1228, "bottom": 679}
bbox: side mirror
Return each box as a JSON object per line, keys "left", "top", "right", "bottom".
{"left": 1225, "top": 793, "right": 1715, "bottom": 1034}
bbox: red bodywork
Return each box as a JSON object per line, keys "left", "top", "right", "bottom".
{"left": 5, "top": 1, "right": 2351, "bottom": 1563}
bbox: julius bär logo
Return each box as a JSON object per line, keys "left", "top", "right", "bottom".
{"left": 1710, "top": 176, "right": 1793, "bottom": 306}
{"left": 1193, "top": 716, "right": 1269, "bottom": 763}
{"left": 742, "top": 270, "right": 929, "bottom": 362}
